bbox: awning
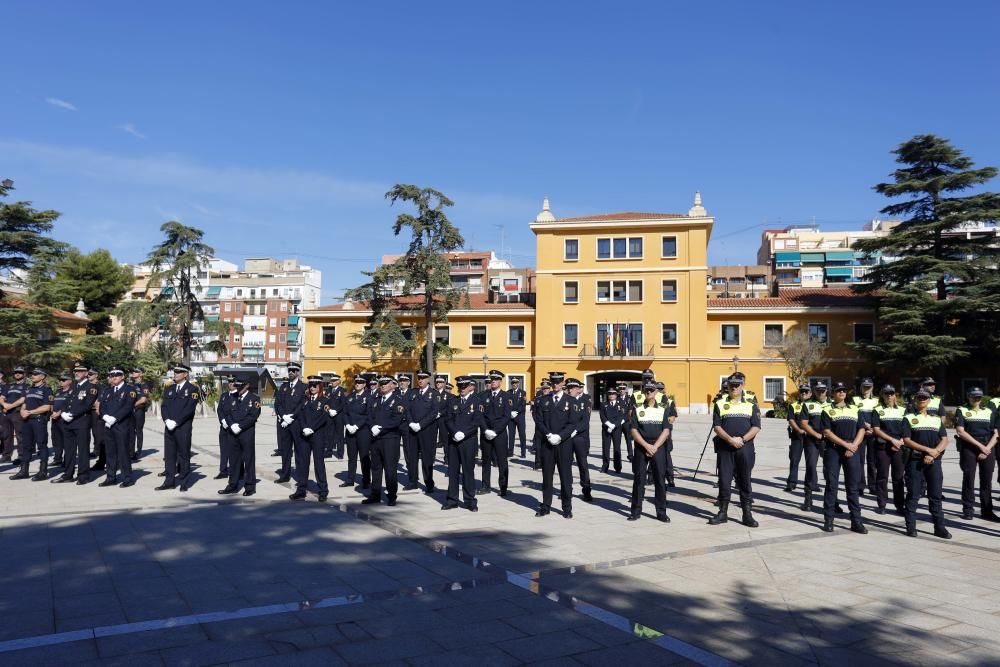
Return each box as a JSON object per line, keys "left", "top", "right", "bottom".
{"left": 774, "top": 251, "right": 801, "bottom": 261}
{"left": 160, "top": 286, "right": 174, "bottom": 296}
{"left": 206, "top": 314, "right": 220, "bottom": 321}
{"left": 206, "top": 286, "right": 222, "bottom": 297}
{"left": 287, "top": 315, "right": 299, "bottom": 326}
{"left": 287, "top": 331, "right": 299, "bottom": 342}
{"left": 825, "top": 267, "right": 854, "bottom": 276}
{"left": 824, "top": 251, "right": 854, "bottom": 261}
{"left": 800, "top": 253, "right": 825, "bottom": 263}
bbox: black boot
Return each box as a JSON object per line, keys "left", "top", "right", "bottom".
{"left": 822, "top": 516, "right": 834, "bottom": 532}
{"left": 582, "top": 486, "right": 593, "bottom": 503}
{"left": 800, "top": 492, "right": 813, "bottom": 512}
{"left": 11, "top": 461, "right": 30, "bottom": 480}
{"left": 741, "top": 503, "right": 759, "bottom": 528}
{"left": 31, "top": 460, "right": 48, "bottom": 481}
{"left": 708, "top": 500, "right": 729, "bottom": 525}
{"left": 933, "top": 524, "right": 952, "bottom": 540}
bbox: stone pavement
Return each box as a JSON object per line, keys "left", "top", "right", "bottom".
{"left": 1, "top": 410, "right": 999, "bottom": 666}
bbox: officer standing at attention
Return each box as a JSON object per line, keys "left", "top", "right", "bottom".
{"left": 953, "top": 386, "right": 998, "bottom": 522}
{"left": 480, "top": 370, "right": 512, "bottom": 497}
{"left": 129, "top": 367, "right": 151, "bottom": 461}
{"left": 98, "top": 368, "right": 136, "bottom": 488}
{"left": 341, "top": 375, "right": 372, "bottom": 489}
{"left": 566, "top": 378, "right": 593, "bottom": 502}
{"left": 405, "top": 370, "right": 441, "bottom": 494}
{"left": 290, "top": 376, "right": 330, "bottom": 502}
{"left": 708, "top": 375, "right": 761, "bottom": 527}
{"left": 11, "top": 368, "right": 53, "bottom": 480}
{"left": 785, "top": 384, "right": 810, "bottom": 492}
{"left": 797, "top": 382, "right": 830, "bottom": 511}
{"left": 216, "top": 377, "right": 238, "bottom": 479}
{"left": 618, "top": 383, "right": 635, "bottom": 462}
{"left": 1, "top": 366, "right": 28, "bottom": 464}
{"left": 0, "top": 370, "right": 8, "bottom": 462}
{"left": 89, "top": 369, "right": 109, "bottom": 472}
{"left": 852, "top": 378, "right": 879, "bottom": 495}
{"left": 531, "top": 380, "right": 551, "bottom": 470}
{"left": 442, "top": 376, "right": 483, "bottom": 512}
{"left": 397, "top": 373, "right": 422, "bottom": 490}
{"left": 656, "top": 380, "right": 679, "bottom": 488}
{"left": 600, "top": 387, "right": 626, "bottom": 473}
{"left": 325, "top": 374, "right": 345, "bottom": 459}
{"left": 901, "top": 387, "right": 951, "bottom": 539}
{"left": 363, "top": 376, "right": 405, "bottom": 506}
{"left": 274, "top": 362, "right": 306, "bottom": 483}
{"left": 870, "top": 385, "right": 907, "bottom": 515}
{"left": 819, "top": 382, "right": 867, "bottom": 534}
{"left": 218, "top": 377, "right": 261, "bottom": 496}
{"left": 908, "top": 377, "right": 943, "bottom": 416}
{"left": 55, "top": 364, "right": 98, "bottom": 484}
{"left": 627, "top": 380, "right": 672, "bottom": 522}
{"left": 536, "top": 372, "right": 577, "bottom": 518}
{"left": 507, "top": 377, "right": 527, "bottom": 458}
{"left": 156, "top": 364, "right": 200, "bottom": 492}
{"left": 50, "top": 372, "right": 72, "bottom": 469}
{"left": 433, "top": 375, "right": 449, "bottom": 461}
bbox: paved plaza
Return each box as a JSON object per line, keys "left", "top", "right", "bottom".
{"left": 1, "top": 411, "right": 999, "bottom": 666}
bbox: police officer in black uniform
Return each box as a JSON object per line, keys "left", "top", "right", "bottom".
{"left": 156, "top": 364, "right": 200, "bottom": 491}
{"left": 405, "top": 370, "right": 442, "bottom": 493}
{"left": 0, "top": 369, "right": 9, "bottom": 462}
{"left": 708, "top": 375, "right": 761, "bottom": 527}
{"left": 567, "top": 378, "right": 593, "bottom": 502}
{"left": 536, "top": 372, "right": 576, "bottom": 518}
{"left": 618, "top": 383, "right": 635, "bottom": 462}
{"left": 530, "top": 380, "right": 551, "bottom": 470}
{"left": 99, "top": 367, "right": 136, "bottom": 488}
{"left": 797, "top": 382, "right": 830, "bottom": 511}
{"left": 819, "top": 382, "right": 867, "bottom": 534}
{"left": 11, "top": 368, "right": 53, "bottom": 480}
{"left": 627, "top": 380, "right": 672, "bottom": 522}
{"left": 785, "top": 384, "right": 810, "bottom": 492}
{"left": 216, "top": 377, "right": 238, "bottom": 479}
{"left": 870, "top": 384, "right": 907, "bottom": 515}
{"left": 433, "top": 374, "right": 449, "bottom": 462}
{"left": 324, "top": 374, "right": 346, "bottom": 459}
{"left": 953, "top": 386, "right": 998, "bottom": 521}
{"left": 274, "top": 362, "right": 306, "bottom": 483}
{"left": 50, "top": 372, "right": 72, "bottom": 468}
{"left": 218, "top": 377, "right": 261, "bottom": 496}
{"left": 480, "top": 369, "right": 512, "bottom": 497}
{"left": 290, "top": 376, "right": 331, "bottom": 502}
{"left": 129, "top": 367, "right": 151, "bottom": 461}
{"left": 442, "top": 376, "right": 483, "bottom": 511}
{"left": 89, "top": 369, "right": 110, "bottom": 471}
{"left": 1, "top": 366, "right": 28, "bottom": 463}
{"left": 341, "top": 374, "right": 372, "bottom": 489}
{"left": 363, "top": 376, "right": 405, "bottom": 506}
{"left": 508, "top": 377, "right": 527, "bottom": 458}
{"left": 902, "top": 388, "right": 951, "bottom": 539}
{"left": 55, "top": 364, "right": 98, "bottom": 484}
{"left": 600, "top": 387, "right": 626, "bottom": 473}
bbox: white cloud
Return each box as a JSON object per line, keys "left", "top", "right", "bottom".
{"left": 119, "top": 123, "right": 146, "bottom": 139}
{"left": 45, "top": 97, "right": 77, "bottom": 111}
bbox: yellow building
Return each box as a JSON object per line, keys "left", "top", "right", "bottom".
{"left": 302, "top": 194, "right": 875, "bottom": 412}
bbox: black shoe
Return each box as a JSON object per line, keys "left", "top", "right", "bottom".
{"left": 961, "top": 511, "right": 974, "bottom": 520}
{"left": 895, "top": 507, "right": 906, "bottom": 517}
{"left": 275, "top": 475, "right": 291, "bottom": 483}
{"left": 243, "top": 488, "right": 256, "bottom": 496}
{"left": 476, "top": 487, "right": 492, "bottom": 496}
{"left": 667, "top": 481, "right": 676, "bottom": 488}
{"left": 178, "top": 484, "right": 189, "bottom": 492}
{"left": 119, "top": 479, "right": 135, "bottom": 488}
{"left": 535, "top": 508, "right": 550, "bottom": 517}
{"left": 614, "top": 467, "right": 622, "bottom": 473}
{"left": 403, "top": 484, "right": 419, "bottom": 491}
{"left": 10, "top": 468, "right": 30, "bottom": 480}
{"left": 213, "top": 472, "right": 228, "bottom": 480}
{"left": 338, "top": 481, "right": 353, "bottom": 487}
{"left": 99, "top": 478, "right": 117, "bottom": 487}
{"left": 850, "top": 522, "right": 868, "bottom": 535}
{"left": 91, "top": 464, "right": 105, "bottom": 472}
{"left": 441, "top": 504, "right": 458, "bottom": 511}
{"left": 361, "top": 497, "right": 380, "bottom": 505}
{"left": 469, "top": 505, "right": 478, "bottom": 512}
{"left": 657, "top": 514, "right": 670, "bottom": 523}
{"left": 75, "top": 476, "right": 90, "bottom": 485}
{"left": 218, "top": 486, "right": 239, "bottom": 495}
{"left": 154, "top": 483, "right": 174, "bottom": 491}
{"left": 934, "top": 526, "right": 952, "bottom": 540}
{"left": 53, "top": 475, "right": 75, "bottom": 483}
{"left": 784, "top": 483, "right": 795, "bottom": 492}
{"left": 130, "top": 455, "right": 139, "bottom": 462}
{"left": 741, "top": 505, "right": 759, "bottom": 528}
{"left": 387, "top": 498, "right": 397, "bottom": 506}
{"left": 708, "top": 501, "right": 729, "bottom": 525}
{"left": 627, "top": 514, "right": 640, "bottom": 521}
{"left": 905, "top": 525, "right": 918, "bottom": 537}
{"left": 318, "top": 494, "right": 328, "bottom": 502}
{"left": 157, "top": 471, "right": 166, "bottom": 477}
{"left": 981, "top": 512, "right": 1000, "bottom": 522}
{"left": 563, "top": 510, "right": 573, "bottom": 519}
{"left": 289, "top": 490, "right": 307, "bottom": 501}
{"left": 822, "top": 518, "right": 835, "bottom": 533}
{"left": 601, "top": 466, "right": 609, "bottom": 474}
{"left": 31, "top": 471, "right": 49, "bottom": 482}
{"left": 582, "top": 487, "right": 593, "bottom": 503}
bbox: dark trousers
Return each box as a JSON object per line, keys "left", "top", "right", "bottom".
{"left": 905, "top": 455, "right": 945, "bottom": 528}
{"left": 864, "top": 433, "right": 878, "bottom": 489}
{"left": 507, "top": 413, "right": 527, "bottom": 457}
{"left": 958, "top": 443, "right": 996, "bottom": 515}
{"left": 64, "top": 418, "right": 92, "bottom": 479}
{"left": 369, "top": 435, "right": 399, "bottom": 501}
{"left": 163, "top": 421, "right": 192, "bottom": 486}
{"left": 218, "top": 427, "right": 231, "bottom": 474}
{"left": 823, "top": 446, "right": 862, "bottom": 521}
{"left": 130, "top": 409, "right": 146, "bottom": 457}
{"left": 481, "top": 430, "right": 509, "bottom": 491}
{"left": 403, "top": 430, "right": 420, "bottom": 484}
{"left": 91, "top": 413, "right": 106, "bottom": 463}
{"left": 446, "top": 438, "right": 478, "bottom": 508}
{"left": 19, "top": 418, "right": 48, "bottom": 464}
{"left": 664, "top": 438, "right": 675, "bottom": 484}
{"left": 532, "top": 419, "right": 542, "bottom": 469}
{"left": 106, "top": 421, "right": 132, "bottom": 482}
{"left": 571, "top": 435, "right": 592, "bottom": 489}
{"left": 276, "top": 422, "right": 295, "bottom": 477}
{"left": 716, "top": 441, "right": 755, "bottom": 505}
{"left": 787, "top": 436, "right": 803, "bottom": 487}
{"left": 294, "top": 431, "right": 328, "bottom": 495}
{"left": 631, "top": 445, "right": 667, "bottom": 516}
{"left": 802, "top": 437, "right": 822, "bottom": 492}
{"left": 0, "top": 413, "right": 11, "bottom": 457}
{"left": 540, "top": 441, "right": 573, "bottom": 513}
{"left": 875, "top": 442, "right": 905, "bottom": 512}
{"left": 2, "top": 412, "right": 23, "bottom": 458}
{"left": 345, "top": 429, "right": 371, "bottom": 486}
{"left": 623, "top": 427, "right": 634, "bottom": 461}
{"left": 417, "top": 427, "right": 437, "bottom": 489}
{"left": 602, "top": 427, "right": 623, "bottom": 471}
{"left": 333, "top": 414, "right": 345, "bottom": 458}
{"left": 51, "top": 420, "right": 64, "bottom": 462}
{"left": 228, "top": 429, "right": 256, "bottom": 490}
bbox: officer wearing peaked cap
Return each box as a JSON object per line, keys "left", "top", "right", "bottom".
{"left": 216, "top": 377, "right": 238, "bottom": 480}
{"left": 404, "top": 370, "right": 441, "bottom": 493}
{"left": 853, "top": 377, "right": 879, "bottom": 494}
{"left": 953, "top": 386, "right": 999, "bottom": 521}
{"left": 785, "top": 383, "right": 811, "bottom": 493}
{"left": 50, "top": 372, "right": 73, "bottom": 468}
{"left": 479, "top": 370, "right": 511, "bottom": 497}
{"left": 363, "top": 376, "right": 406, "bottom": 506}
{"left": 901, "top": 388, "right": 951, "bottom": 539}
{"left": 628, "top": 380, "right": 672, "bottom": 522}
{"left": 10, "top": 368, "right": 53, "bottom": 481}
{"left": 96, "top": 368, "right": 136, "bottom": 488}
{"left": 871, "top": 384, "right": 907, "bottom": 515}
{"left": 129, "top": 367, "right": 151, "bottom": 461}
{"left": 290, "top": 376, "right": 330, "bottom": 501}
{"left": 54, "top": 364, "right": 98, "bottom": 484}
{"left": 508, "top": 376, "right": 527, "bottom": 459}
{"left": 341, "top": 374, "right": 372, "bottom": 489}
{"left": 600, "top": 387, "right": 626, "bottom": 473}
{"left": 156, "top": 364, "right": 200, "bottom": 491}
{"left": 819, "top": 382, "right": 867, "bottom": 534}
{"left": 536, "top": 372, "right": 576, "bottom": 518}
{"left": 442, "top": 376, "right": 483, "bottom": 511}
{"left": 324, "top": 373, "right": 346, "bottom": 459}
{"left": 219, "top": 376, "right": 261, "bottom": 496}
{"left": 566, "top": 377, "right": 593, "bottom": 502}
{"left": 274, "top": 362, "right": 306, "bottom": 483}
{"left": 1, "top": 365, "right": 28, "bottom": 463}
{"left": 797, "top": 381, "right": 830, "bottom": 511}
{"left": 709, "top": 374, "right": 761, "bottom": 527}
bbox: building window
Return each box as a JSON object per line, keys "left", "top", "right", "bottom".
{"left": 563, "top": 323, "right": 578, "bottom": 346}
{"left": 434, "top": 325, "right": 450, "bottom": 345}
{"left": 279, "top": 333, "right": 286, "bottom": 343}
{"left": 613, "top": 238, "right": 627, "bottom": 258}
{"left": 270, "top": 318, "right": 277, "bottom": 328}
{"left": 764, "top": 324, "right": 785, "bottom": 347}
{"left": 224, "top": 302, "right": 231, "bottom": 312}
{"left": 235, "top": 303, "right": 242, "bottom": 313}
{"left": 401, "top": 327, "right": 414, "bottom": 342}
{"left": 280, "top": 318, "right": 286, "bottom": 327}
{"left": 597, "top": 280, "right": 642, "bottom": 303}
{"left": 321, "top": 326, "right": 336, "bottom": 346}
{"left": 662, "top": 236, "right": 677, "bottom": 258}
{"left": 280, "top": 302, "right": 288, "bottom": 312}
{"left": 721, "top": 324, "right": 740, "bottom": 347}
{"left": 564, "top": 281, "right": 579, "bottom": 304}
{"left": 597, "top": 237, "right": 643, "bottom": 259}
{"left": 764, "top": 377, "right": 786, "bottom": 402}
{"left": 628, "top": 237, "right": 643, "bottom": 258}
{"left": 471, "top": 326, "right": 487, "bottom": 347}
{"left": 661, "top": 323, "right": 678, "bottom": 346}
{"left": 597, "top": 238, "right": 611, "bottom": 259}
{"left": 808, "top": 323, "right": 829, "bottom": 346}
{"left": 661, "top": 280, "right": 677, "bottom": 302}
{"left": 508, "top": 325, "right": 525, "bottom": 347}
{"left": 269, "top": 334, "right": 276, "bottom": 344}
{"left": 628, "top": 280, "right": 642, "bottom": 302}
{"left": 236, "top": 289, "right": 243, "bottom": 297}
{"left": 564, "top": 239, "right": 579, "bottom": 261}
{"left": 503, "top": 278, "right": 519, "bottom": 291}
{"left": 853, "top": 323, "right": 875, "bottom": 344}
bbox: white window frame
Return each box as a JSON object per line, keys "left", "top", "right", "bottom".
{"left": 720, "top": 323, "right": 741, "bottom": 348}
{"left": 320, "top": 326, "right": 336, "bottom": 346}
{"left": 564, "top": 238, "right": 579, "bottom": 262}
{"left": 470, "top": 325, "right": 488, "bottom": 348}
{"left": 661, "top": 279, "right": 678, "bottom": 303}
{"left": 596, "top": 279, "right": 643, "bottom": 303}
{"left": 660, "top": 322, "right": 678, "bottom": 347}
{"left": 763, "top": 323, "right": 785, "bottom": 348}
{"left": 507, "top": 325, "right": 526, "bottom": 348}
{"left": 661, "top": 235, "right": 678, "bottom": 259}
{"left": 808, "top": 322, "right": 830, "bottom": 347}
{"left": 853, "top": 322, "right": 876, "bottom": 344}
{"left": 763, "top": 376, "right": 786, "bottom": 402}
{"left": 563, "top": 280, "right": 579, "bottom": 304}
{"left": 596, "top": 236, "right": 643, "bottom": 260}
{"left": 563, "top": 323, "right": 578, "bottom": 347}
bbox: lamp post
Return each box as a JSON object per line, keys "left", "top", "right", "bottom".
{"left": 482, "top": 353, "right": 489, "bottom": 376}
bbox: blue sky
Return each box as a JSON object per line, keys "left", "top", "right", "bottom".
{"left": 3, "top": 1, "right": 999, "bottom": 302}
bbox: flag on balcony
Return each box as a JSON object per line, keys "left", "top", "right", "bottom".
{"left": 604, "top": 325, "right": 611, "bottom": 355}
{"left": 624, "top": 323, "right": 631, "bottom": 356}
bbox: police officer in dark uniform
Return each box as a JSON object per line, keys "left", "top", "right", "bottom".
{"left": 54, "top": 364, "right": 98, "bottom": 484}
{"left": 902, "top": 388, "right": 951, "bottom": 538}
{"left": 218, "top": 377, "right": 261, "bottom": 496}
{"left": 1, "top": 366, "right": 28, "bottom": 463}
{"left": 433, "top": 375, "right": 449, "bottom": 461}
{"left": 530, "top": 380, "right": 551, "bottom": 470}
{"left": 870, "top": 384, "right": 907, "bottom": 515}
{"left": 785, "top": 384, "right": 810, "bottom": 492}
{"left": 953, "top": 386, "right": 998, "bottom": 521}
{"left": 908, "top": 377, "right": 943, "bottom": 416}
{"left": 657, "top": 381, "right": 679, "bottom": 487}
{"left": 129, "top": 367, "right": 151, "bottom": 461}
{"left": 156, "top": 364, "right": 200, "bottom": 491}
{"left": 11, "top": 368, "right": 53, "bottom": 480}
{"left": 797, "top": 382, "right": 830, "bottom": 511}
{"left": 99, "top": 367, "right": 136, "bottom": 488}
{"left": 618, "top": 383, "right": 635, "bottom": 462}
{"left": 274, "top": 362, "right": 306, "bottom": 483}
{"left": 819, "top": 382, "right": 867, "bottom": 534}
{"left": 480, "top": 369, "right": 512, "bottom": 497}
{"left": 567, "top": 378, "right": 593, "bottom": 502}
{"left": 397, "top": 373, "right": 421, "bottom": 489}
{"left": 600, "top": 387, "right": 626, "bottom": 473}
{"left": 0, "top": 370, "right": 8, "bottom": 462}
{"left": 89, "top": 369, "right": 109, "bottom": 471}
{"left": 852, "top": 378, "right": 879, "bottom": 494}
{"left": 507, "top": 377, "right": 527, "bottom": 458}
{"left": 290, "top": 376, "right": 331, "bottom": 502}
{"left": 405, "top": 370, "right": 442, "bottom": 493}
{"left": 627, "top": 380, "right": 672, "bottom": 522}
{"left": 363, "top": 376, "right": 405, "bottom": 506}
{"left": 708, "top": 375, "right": 761, "bottom": 527}
{"left": 325, "top": 374, "right": 346, "bottom": 459}
{"left": 50, "top": 372, "right": 72, "bottom": 468}
{"left": 341, "top": 374, "right": 372, "bottom": 489}
{"left": 216, "top": 377, "right": 238, "bottom": 479}
{"left": 536, "top": 372, "right": 576, "bottom": 518}
{"left": 442, "top": 376, "right": 483, "bottom": 511}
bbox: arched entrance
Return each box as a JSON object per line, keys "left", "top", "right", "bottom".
{"left": 584, "top": 370, "right": 645, "bottom": 409}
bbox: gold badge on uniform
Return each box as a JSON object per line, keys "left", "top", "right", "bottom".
{"left": 911, "top": 418, "right": 919, "bottom": 425}
{"left": 878, "top": 409, "right": 885, "bottom": 416}
{"left": 723, "top": 403, "right": 730, "bottom": 409}
{"left": 638, "top": 410, "right": 645, "bottom": 417}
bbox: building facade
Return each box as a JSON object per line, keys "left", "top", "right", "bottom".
{"left": 707, "top": 265, "right": 771, "bottom": 298}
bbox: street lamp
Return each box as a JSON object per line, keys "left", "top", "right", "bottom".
{"left": 482, "top": 353, "right": 489, "bottom": 375}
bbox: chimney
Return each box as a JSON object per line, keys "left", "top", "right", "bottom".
{"left": 342, "top": 297, "right": 354, "bottom": 311}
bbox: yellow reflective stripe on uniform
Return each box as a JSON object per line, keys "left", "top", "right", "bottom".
{"left": 906, "top": 413, "right": 943, "bottom": 430}
{"left": 876, "top": 406, "right": 905, "bottom": 419}
{"left": 715, "top": 398, "right": 754, "bottom": 417}
{"left": 634, "top": 406, "right": 666, "bottom": 423}
{"left": 959, "top": 407, "right": 993, "bottom": 421}
{"left": 804, "top": 401, "right": 827, "bottom": 415}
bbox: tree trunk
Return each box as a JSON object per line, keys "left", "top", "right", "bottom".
{"left": 424, "top": 295, "right": 434, "bottom": 374}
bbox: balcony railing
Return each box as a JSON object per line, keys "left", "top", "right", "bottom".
{"left": 578, "top": 344, "right": 655, "bottom": 360}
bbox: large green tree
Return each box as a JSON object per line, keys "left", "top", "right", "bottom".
{"left": 854, "top": 135, "right": 1000, "bottom": 373}
{"left": 347, "top": 185, "right": 466, "bottom": 372}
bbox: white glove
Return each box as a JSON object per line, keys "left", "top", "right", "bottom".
{"left": 570, "top": 430, "right": 578, "bottom": 438}
{"left": 221, "top": 419, "right": 229, "bottom": 429}
{"left": 103, "top": 415, "right": 116, "bottom": 427}
{"left": 61, "top": 412, "right": 73, "bottom": 422}
{"left": 454, "top": 431, "right": 465, "bottom": 442}
{"left": 604, "top": 420, "right": 614, "bottom": 430}
{"left": 328, "top": 409, "right": 338, "bottom": 417}
{"left": 371, "top": 425, "right": 382, "bottom": 436}
{"left": 281, "top": 415, "right": 294, "bottom": 426}
{"left": 510, "top": 411, "right": 518, "bottom": 418}
{"left": 302, "top": 427, "right": 314, "bottom": 436}
{"left": 409, "top": 422, "right": 421, "bottom": 432}
{"left": 547, "top": 433, "right": 561, "bottom": 445}
{"left": 346, "top": 424, "right": 358, "bottom": 434}
{"left": 230, "top": 423, "right": 242, "bottom": 435}
{"left": 484, "top": 429, "right": 497, "bottom": 440}
{"left": 165, "top": 419, "right": 177, "bottom": 431}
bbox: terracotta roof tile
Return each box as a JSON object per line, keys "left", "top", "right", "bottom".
{"left": 707, "top": 288, "right": 876, "bottom": 309}
{"left": 554, "top": 212, "right": 687, "bottom": 222}
{"left": 314, "top": 292, "right": 532, "bottom": 312}
{"left": 1, "top": 298, "right": 89, "bottom": 322}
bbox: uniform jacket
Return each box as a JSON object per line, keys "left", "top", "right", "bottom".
{"left": 295, "top": 394, "right": 330, "bottom": 434}
{"left": 509, "top": 387, "right": 526, "bottom": 413}
{"left": 539, "top": 391, "right": 576, "bottom": 442}
{"left": 370, "top": 392, "right": 406, "bottom": 440}
{"left": 230, "top": 390, "right": 262, "bottom": 432}
{"left": 274, "top": 379, "right": 306, "bottom": 418}
{"left": 446, "top": 392, "right": 483, "bottom": 440}
{"left": 162, "top": 380, "right": 199, "bottom": 427}
{"left": 407, "top": 385, "right": 442, "bottom": 429}
{"left": 2, "top": 381, "right": 27, "bottom": 414}
{"left": 482, "top": 389, "right": 512, "bottom": 433}
{"left": 344, "top": 389, "right": 370, "bottom": 430}
{"left": 599, "top": 399, "right": 626, "bottom": 430}
{"left": 102, "top": 383, "right": 136, "bottom": 427}
{"left": 64, "top": 379, "right": 99, "bottom": 427}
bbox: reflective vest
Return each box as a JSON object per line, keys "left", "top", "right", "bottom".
{"left": 715, "top": 397, "right": 755, "bottom": 418}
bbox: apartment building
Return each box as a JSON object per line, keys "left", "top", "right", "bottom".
{"left": 707, "top": 265, "right": 772, "bottom": 298}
